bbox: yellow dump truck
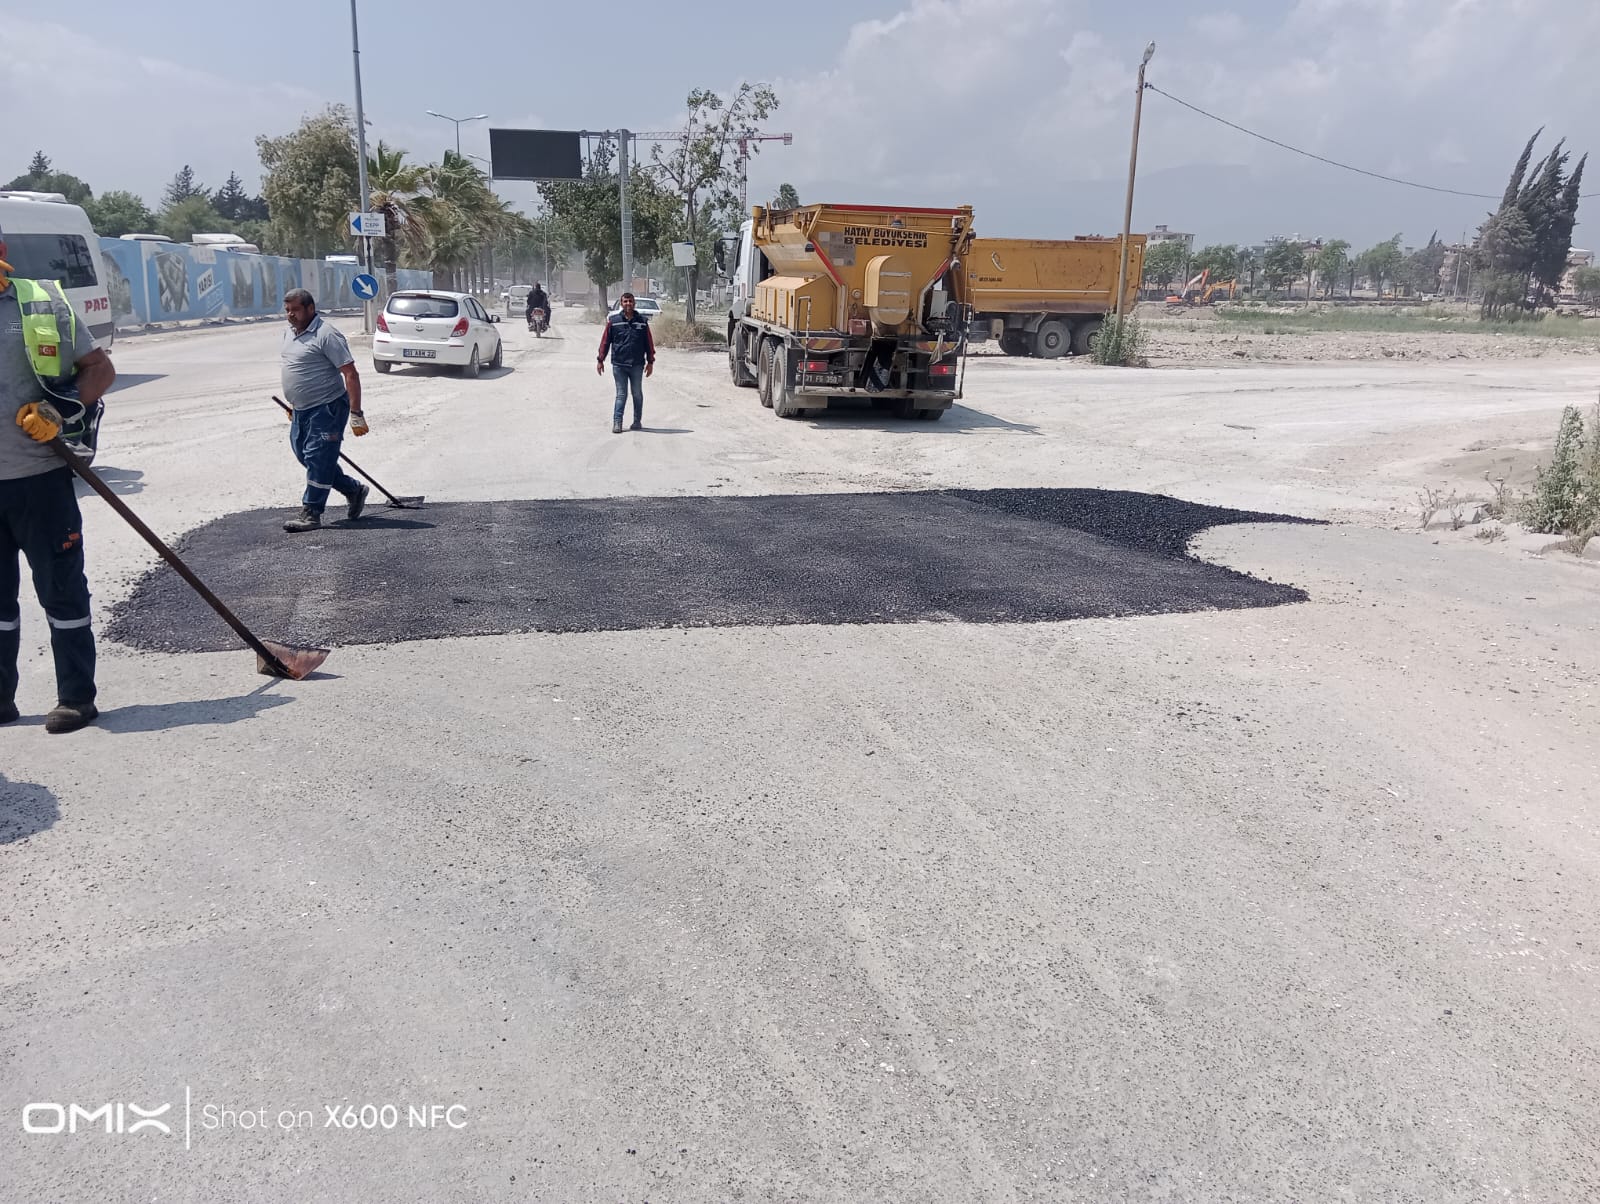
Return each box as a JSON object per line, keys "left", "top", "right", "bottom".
{"left": 959, "top": 235, "right": 1147, "bottom": 358}
{"left": 722, "top": 203, "right": 975, "bottom": 420}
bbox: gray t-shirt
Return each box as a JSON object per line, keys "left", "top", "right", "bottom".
{"left": 0, "top": 283, "right": 97, "bottom": 481}
{"left": 281, "top": 314, "right": 355, "bottom": 410}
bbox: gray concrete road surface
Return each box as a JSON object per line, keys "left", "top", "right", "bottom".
{"left": 2, "top": 309, "right": 1597, "bottom": 1202}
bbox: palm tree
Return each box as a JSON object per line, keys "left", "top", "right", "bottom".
{"left": 423, "top": 153, "right": 501, "bottom": 291}
{"left": 365, "top": 141, "right": 430, "bottom": 297}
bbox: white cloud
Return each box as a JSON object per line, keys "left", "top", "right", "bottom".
{"left": 747, "top": 0, "right": 1599, "bottom": 244}
{"left": 5, "top": 0, "right": 1596, "bottom": 250}
{"left": 0, "top": 15, "right": 324, "bottom": 199}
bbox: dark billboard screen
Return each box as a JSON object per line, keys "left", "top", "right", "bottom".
{"left": 488, "top": 129, "right": 584, "bottom": 181}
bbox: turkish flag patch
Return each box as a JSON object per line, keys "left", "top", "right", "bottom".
{"left": 39, "top": 343, "right": 58, "bottom": 358}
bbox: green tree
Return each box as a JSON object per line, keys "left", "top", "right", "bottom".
{"left": 1190, "top": 243, "right": 1239, "bottom": 282}
{"left": 772, "top": 182, "right": 800, "bottom": 209}
{"left": 1235, "top": 246, "right": 1260, "bottom": 295}
{"left": 1476, "top": 207, "right": 1535, "bottom": 316}
{"left": 162, "top": 164, "right": 209, "bottom": 209}
{"left": 1313, "top": 239, "right": 1351, "bottom": 298}
{"left": 540, "top": 137, "right": 680, "bottom": 307}
{"left": 1478, "top": 130, "right": 1588, "bottom": 315}
{"left": 1356, "top": 235, "right": 1404, "bottom": 297}
{"left": 213, "top": 171, "right": 268, "bottom": 222}
{"left": 1261, "top": 240, "right": 1306, "bottom": 295}
{"left": 158, "top": 196, "right": 233, "bottom": 244}
{"left": 1572, "top": 265, "right": 1600, "bottom": 309}
{"left": 423, "top": 152, "right": 514, "bottom": 292}
{"left": 364, "top": 142, "right": 431, "bottom": 296}
{"left": 650, "top": 83, "right": 779, "bottom": 324}
{"left": 86, "top": 190, "right": 156, "bottom": 237}
{"left": 256, "top": 106, "right": 360, "bottom": 258}
{"left": 1403, "top": 232, "right": 1447, "bottom": 296}
{"left": 1142, "top": 240, "right": 1187, "bottom": 291}
{"left": 1521, "top": 406, "right": 1588, "bottom": 533}
{"left": 5, "top": 151, "right": 93, "bottom": 205}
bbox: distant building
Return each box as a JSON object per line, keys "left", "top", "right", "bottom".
{"left": 1562, "top": 248, "right": 1594, "bottom": 297}
{"left": 1147, "top": 225, "right": 1193, "bottom": 255}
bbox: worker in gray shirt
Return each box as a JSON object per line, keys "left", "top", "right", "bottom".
{"left": 280, "top": 288, "right": 369, "bottom": 533}
{"left": 1, "top": 223, "right": 117, "bottom": 733}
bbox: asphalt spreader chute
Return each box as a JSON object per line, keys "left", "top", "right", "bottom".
{"left": 44, "top": 424, "right": 328, "bottom": 680}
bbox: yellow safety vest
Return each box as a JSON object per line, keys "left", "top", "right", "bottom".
{"left": 11, "top": 277, "right": 76, "bottom": 382}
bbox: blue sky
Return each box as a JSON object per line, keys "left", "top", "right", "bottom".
{"left": 6, "top": 0, "right": 1597, "bottom": 251}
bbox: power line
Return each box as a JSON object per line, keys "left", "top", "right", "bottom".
{"left": 1145, "top": 82, "right": 1598, "bottom": 200}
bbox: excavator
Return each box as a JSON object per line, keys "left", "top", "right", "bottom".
{"left": 1165, "top": 268, "right": 1238, "bottom": 309}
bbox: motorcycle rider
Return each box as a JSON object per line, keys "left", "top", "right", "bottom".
{"left": 524, "top": 282, "right": 551, "bottom": 331}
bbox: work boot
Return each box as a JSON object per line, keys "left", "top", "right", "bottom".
{"left": 629, "top": 418, "right": 642, "bottom": 431}
{"left": 612, "top": 420, "right": 623, "bottom": 434}
{"left": 0, "top": 700, "right": 18, "bottom": 725}
{"left": 44, "top": 702, "right": 98, "bottom": 735}
{"left": 284, "top": 507, "right": 323, "bottom": 533}
{"left": 345, "top": 483, "right": 370, "bottom": 522}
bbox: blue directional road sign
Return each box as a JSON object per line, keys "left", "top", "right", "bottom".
{"left": 352, "top": 274, "right": 379, "bottom": 301}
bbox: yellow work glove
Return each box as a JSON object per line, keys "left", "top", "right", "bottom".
{"left": 350, "top": 411, "right": 369, "bottom": 436}
{"left": 16, "top": 402, "right": 62, "bottom": 443}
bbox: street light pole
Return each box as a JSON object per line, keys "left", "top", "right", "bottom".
{"left": 618, "top": 130, "right": 634, "bottom": 297}
{"left": 350, "top": 0, "right": 373, "bottom": 332}
{"left": 426, "top": 110, "right": 489, "bottom": 158}
{"left": 1113, "top": 42, "right": 1156, "bottom": 327}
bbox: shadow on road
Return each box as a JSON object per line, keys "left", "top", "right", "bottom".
{"left": 108, "top": 488, "right": 1319, "bottom": 651}
{"left": 73, "top": 466, "right": 145, "bottom": 497}
{"left": 109, "top": 373, "right": 168, "bottom": 393}
{"left": 805, "top": 401, "right": 1042, "bottom": 435}
{"left": 0, "top": 775, "right": 60, "bottom": 844}
{"left": 96, "top": 688, "right": 295, "bottom": 735}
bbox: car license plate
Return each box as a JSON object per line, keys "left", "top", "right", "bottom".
{"left": 402, "top": 349, "right": 437, "bottom": 359}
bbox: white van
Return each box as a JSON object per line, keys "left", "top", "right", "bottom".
{"left": 0, "top": 191, "right": 114, "bottom": 350}
{"left": 191, "top": 232, "right": 260, "bottom": 255}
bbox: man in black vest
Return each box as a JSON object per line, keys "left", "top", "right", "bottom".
{"left": 595, "top": 293, "right": 656, "bottom": 433}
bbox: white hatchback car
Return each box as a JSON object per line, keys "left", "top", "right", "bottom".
{"left": 607, "top": 296, "right": 663, "bottom": 321}
{"left": 374, "top": 290, "right": 503, "bottom": 377}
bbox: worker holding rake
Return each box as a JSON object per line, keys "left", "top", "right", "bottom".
{"left": 0, "top": 221, "right": 116, "bottom": 734}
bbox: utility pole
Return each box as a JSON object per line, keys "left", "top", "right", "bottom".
{"left": 1113, "top": 42, "right": 1156, "bottom": 327}
{"left": 349, "top": 0, "right": 373, "bottom": 332}
{"left": 618, "top": 129, "right": 634, "bottom": 297}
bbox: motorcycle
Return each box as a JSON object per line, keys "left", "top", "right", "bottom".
{"left": 527, "top": 307, "right": 549, "bottom": 337}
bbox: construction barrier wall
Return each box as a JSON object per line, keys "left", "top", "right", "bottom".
{"left": 98, "top": 239, "right": 432, "bottom": 331}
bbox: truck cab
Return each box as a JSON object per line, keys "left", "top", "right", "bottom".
{"left": 721, "top": 219, "right": 767, "bottom": 328}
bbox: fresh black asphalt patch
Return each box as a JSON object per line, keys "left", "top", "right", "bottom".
{"left": 104, "top": 489, "right": 1315, "bottom": 652}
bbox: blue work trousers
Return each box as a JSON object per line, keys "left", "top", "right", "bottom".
{"left": 0, "top": 467, "right": 96, "bottom": 707}
{"left": 290, "top": 394, "right": 362, "bottom": 510}
{"left": 612, "top": 363, "right": 645, "bottom": 425}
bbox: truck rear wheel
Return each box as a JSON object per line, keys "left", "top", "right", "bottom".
{"left": 772, "top": 346, "right": 804, "bottom": 419}
{"left": 1034, "top": 319, "right": 1069, "bottom": 359}
{"left": 1072, "top": 318, "right": 1103, "bottom": 356}
{"left": 999, "top": 332, "right": 1030, "bottom": 357}
{"left": 757, "top": 339, "right": 776, "bottom": 408}
{"left": 916, "top": 407, "right": 945, "bottom": 421}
